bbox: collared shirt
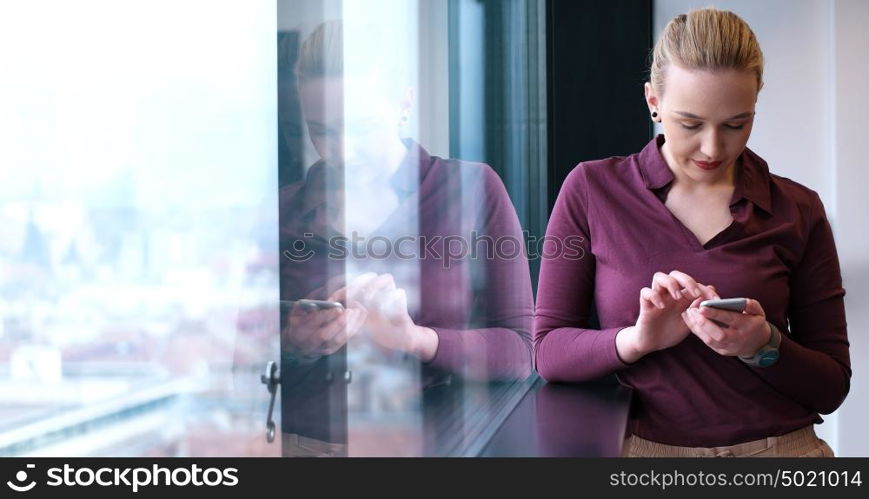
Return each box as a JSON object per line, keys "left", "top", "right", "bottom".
{"left": 534, "top": 135, "right": 851, "bottom": 447}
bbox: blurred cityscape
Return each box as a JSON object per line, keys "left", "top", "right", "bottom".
{"left": 0, "top": 200, "right": 452, "bottom": 456}
{"left": 0, "top": 200, "right": 281, "bottom": 456}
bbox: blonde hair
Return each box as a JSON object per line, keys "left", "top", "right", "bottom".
{"left": 294, "top": 20, "right": 410, "bottom": 98}
{"left": 295, "top": 21, "right": 343, "bottom": 82}
{"left": 650, "top": 7, "right": 764, "bottom": 94}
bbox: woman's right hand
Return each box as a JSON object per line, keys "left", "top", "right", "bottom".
{"left": 283, "top": 290, "right": 367, "bottom": 357}
{"left": 616, "top": 271, "right": 719, "bottom": 363}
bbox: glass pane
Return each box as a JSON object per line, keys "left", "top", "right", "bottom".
{"left": 278, "top": 0, "right": 543, "bottom": 456}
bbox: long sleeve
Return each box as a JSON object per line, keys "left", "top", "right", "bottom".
{"left": 744, "top": 193, "right": 851, "bottom": 414}
{"left": 529, "top": 137, "right": 852, "bottom": 445}
{"left": 533, "top": 166, "right": 630, "bottom": 382}
{"left": 426, "top": 165, "right": 534, "bottom": 381}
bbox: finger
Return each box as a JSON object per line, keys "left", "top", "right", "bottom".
{"left": 697, "top": 283, "right": 720, "bottom": 300}
{"left": 292, "top": 310, "right": 344, "bottom": 352}
{"left": 697, "top": 306, "right": 740, "bottom": 329}
{"left": 392, "top": 287, "right": 408, "bottom": 311}
{"left": 688, "top": 308, "right": 726, "bottom": 343}
{"left": 321, "top": 330, "right": 350, "bottom": 355}
{"left": 331, "top": 309, "right": 367, "bottom": 345}
{"left": 310, "top": 307, "right": 344, "bottom": 329}
{"left": 288, "top": 319, "right": 329, "bottom": 355}
{"left": 284, "top": 322, "right": 315, "bottom": 350}
{"left": 327, "top": 286, "right": 348, "bottom": 304}
{"left": 357, "top": 273, "right": 396, "bottom": 304}
{"left": 373, "top": 273, "right": 397, "bottom": 291}
{"left": 346, "top": 272, "right": 379, "bottom": 301}
{"left": 724, "top": 313, "right": 758, "bottom": 334}
{"left": 368, "top": 285, "right": 394, "bottom": 312}
{"left": 682, "top": 309, "right": 698, "bottom": 331}
{"left": 345, "top": 298, "right": 366, "bottom": 312}
{"left": 684, "top": 309, "right": 709, "bottom": 343}
{"left": 286, "top": 307, "right": 326, "bottom": 344}
{"left": 353, "top": 274, "right": 383, "bottom": 304}
{"left": 291, "top": 312, "right": 334, "bottom": 353}
{"left": 288, "top": 308, "right": 317, "bottom": 332}
{"left": 382, "top": 287, "right": 409, "bottom": 319}
{"left": 640, "top": 288, "right": 666, "bottom": 310}
{"left": 640, "top": 287, "right": 666, "bottom": 309}
{"left": 742, "top": 298, "right": 766, "bottom": 318}
{"left": 652, "top": 272, "right": 682, "bottom": 300}
{"left": 288, "top": 301, "right": 315, "bottom": 318}
{"left": 345, "top": 308, "right": 367, "bottom": 337}
{"left": 688, "top": 296, "right": 704, "bottom": 309}
{"left": 686, "top": 310, "right": 732, "bottom": 355}
{"left": 668, "top": 270, "right": 702, "bottom": 298}
{"left": 675, "top": 287, "right": 695, "bottom": 304}
{"left": 316, "top": 313, "right": 351, "bottom": 354}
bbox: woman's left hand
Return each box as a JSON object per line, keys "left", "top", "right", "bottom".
{"left": 682, "top": 298, "right": 772, "bottom": 357}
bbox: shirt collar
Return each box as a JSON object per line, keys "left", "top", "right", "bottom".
{"left": 637, "top": 134, "right": 772, "bottom": 214}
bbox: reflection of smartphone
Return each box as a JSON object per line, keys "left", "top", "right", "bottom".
{"left": 700, "top": 298, "right": 747, "bottom": 312}
{"left": 280, "top": 299, "right": 344, "bottom": 312}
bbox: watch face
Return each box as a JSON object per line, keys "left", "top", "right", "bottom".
{"left": 758, "top": 351, "right": 779, "bottom": 367}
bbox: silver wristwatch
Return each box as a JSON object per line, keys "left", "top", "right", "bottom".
{"left": 738, "top": 322, "right": 782, "bottom": 367}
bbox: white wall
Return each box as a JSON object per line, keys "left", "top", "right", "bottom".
{"left": 831, "top": 0, "right": 869, "bottom": 459}
{"left": 655, "top": 0, "right": 869, "bottom": 456}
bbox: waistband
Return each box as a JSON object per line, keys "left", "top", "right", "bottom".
{"left": 624, "top": 426, "right": 822, "bottom": 457}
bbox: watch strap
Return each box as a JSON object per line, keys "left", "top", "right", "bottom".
{"left": 738, "top": 322, "right": 781, "bottom": 367}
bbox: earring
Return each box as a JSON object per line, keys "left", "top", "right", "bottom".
{"left": 398, "top": 110, "right": 410, "bottom": 136}
{"left": 651, "top": 111, "right": 658, "bottom": 119}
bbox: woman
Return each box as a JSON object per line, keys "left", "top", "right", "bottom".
{"left": 534, "top": 8, "right": 850, "bottom": 457}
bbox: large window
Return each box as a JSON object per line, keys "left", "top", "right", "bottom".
{"left": 1, "top": 0, "right": 547, "bottom": 457}
{"left": 277, "top": 0, "right": 544, "bottom": 456}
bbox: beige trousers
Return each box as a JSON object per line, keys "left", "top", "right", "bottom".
{"left": 622, "top": 426, "right": 835, "bottom": 457}
{"left": 282, "top": 433, "right": 348, "bottom": 457}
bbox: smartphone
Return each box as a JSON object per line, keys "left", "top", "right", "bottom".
{"left": 280, "top": 299, "right": 344, "bottom": 312}
{"left": 699, "top": 297, "right": 747, "bottom": 312}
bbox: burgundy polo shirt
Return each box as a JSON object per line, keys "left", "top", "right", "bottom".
{"left": 534, "top": 135, "right": 850, "bottom": 446}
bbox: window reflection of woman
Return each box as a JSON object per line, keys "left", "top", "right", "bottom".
{"left": 279, "top": 21, "right": 534, "bottom": 455}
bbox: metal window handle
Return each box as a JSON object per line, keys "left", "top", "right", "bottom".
{"left": 260, "top": 361, "right": 280, "bottom": 443}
